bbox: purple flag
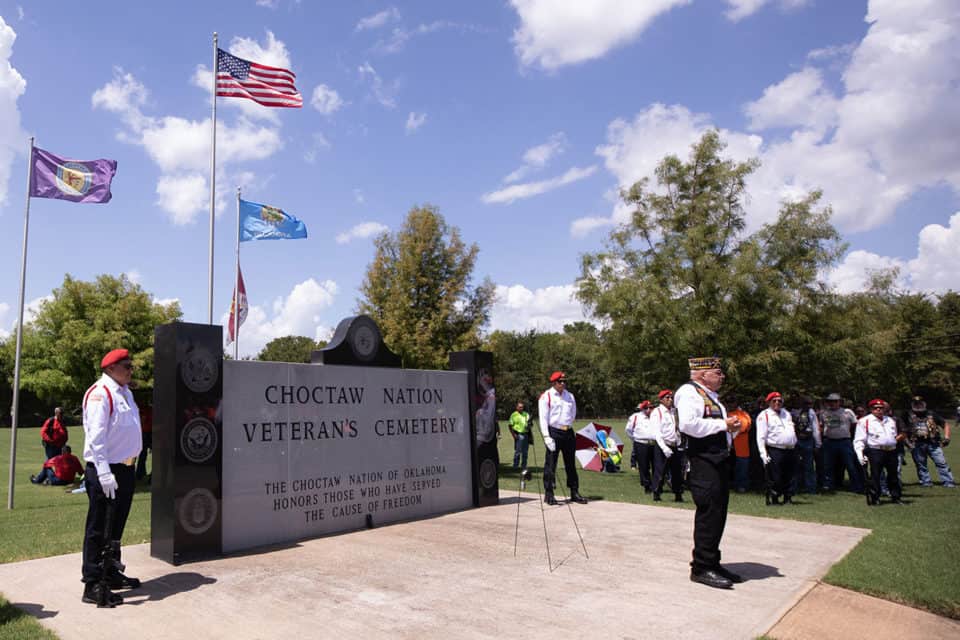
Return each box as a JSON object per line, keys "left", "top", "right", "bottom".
{"left": 29, "top": 146, "right": 117, "bottom": 203}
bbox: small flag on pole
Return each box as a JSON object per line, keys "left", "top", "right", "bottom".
{"left": 216, "top": 48, "right": 302, "bottom": 108}
{"left": 227, "top": 265, "right": 248, "bottom": 346}
{"left": 29, "top": 147, "right": 117, "bottom": 203}
{"left": 239, "top": 198, "right": 308, "bottom": 241}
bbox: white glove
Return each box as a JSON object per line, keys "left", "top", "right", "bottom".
{"left": 543, "top": 436, "right": 556, "bottom": 453}
{"left": 761, "top": 454, "right": 771, "bottom": 466}
{"left": 98, "top": 472, "right": 118, "bottom": 500}
{"left": 661, "top": 446, "right": 673, "bottom": 459}
{"left": 860, "top": 456, "right": 868, "bottom": 466}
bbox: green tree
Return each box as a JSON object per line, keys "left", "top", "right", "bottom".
{"left": 257, "top": 335, "right": 326, "bottom": 363}
{"left": 358, "top": 205, "right": 494, "bottom": 369}
{"left": 577, "top": 131, "right": 844, "bottom": 399}
{"left": 2, "top": 274, "right": 181, "bottom": 412}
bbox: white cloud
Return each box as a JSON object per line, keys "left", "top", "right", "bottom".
{"left": 482, "top": 165, "right": 597, "bottom": 204}
{"left": 256, "top": 0, "right": 279, "bottom": 8}
{"left": 335, "top": 221, "right": 388, "bottom": 244}
{"left": 311, "top": 84, "right": 344, "bottom": 115}
{"left": 372, "top": 21, "right": 464, "bottom": 55}
{"left": 509, "top": 0, "right": 691, "bottom": 71}
{"left": 223, "top": 278, "right": 339, "bottom": 358}
{"left": 489, "top": 284, "right": 592, "bottom": 332}
{"left": 356, "top": 7, "right": 401, "bottom": 32}
{"left": 94, "top": 34, "right": 292, "bottom": 225}
{"left": 0, "top": 295, "right": 53, "bottom": 338}
{"left": 357, "top": 62, "right": 397, "bottom": 109}
{"left": 353, "top": 189, "right": 365, "bottom": 204}
{"left": 152, "top": 296, "right": 180, "bottom": 308}
{"left": 724, "top": 0, "right": 810, "bottom": 22}
{"left": 16, "top": 6, "right": 24, "bottom": 20}
{"left": 744, "top": 67, "right": 838, "bottom": 133}
{"left": 405, "top": 111, "right": 427, "bottom": 133}
{"left": 907, "top": 211, "right": 960, "bottom": 292}
{"left": 303, "top": 132, "right": 331, "bottom": 163}
{"left": 0, "top": 302, "right": 10, "bottom": 339}
{"left": 504, "top": 132, "right": 567, "bottom": 183}
{"left": 124, "top": 270, "right": 142, "bottom": 285}
{"left": 155, "top": 174, "right": 208, "bottom": 225}
{"left": 0, "top": 16, "right": 27, "bottom": 207}
{"left": 589, "top": 2, "right": 960, "bottom": 237}
{"left": 825, "top": 212, "right": 960, "bottom": 295}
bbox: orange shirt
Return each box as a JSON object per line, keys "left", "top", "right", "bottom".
{"left": 730, "top": 408, "right": 753, "bottom": 458}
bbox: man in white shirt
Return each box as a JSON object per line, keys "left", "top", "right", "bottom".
{"left": 81, "top": 348, "right": 143, "bottom": 607}
{"left": 538, "top": 371, "right": 587, "bottom": 506}
{"left": 756, "top": 392, "right": 798, "bottom": 505}
{"left": 854, "top": 398, "right": 903, "bottom": 505}
{"left": 625, "top": 400, "right": 655, "bottom": 493}
{"left": 676, "top": 357, "right": 743, "bottom": 590}
{"left": 650, "top": 389, "right": 684, "bottom": 502}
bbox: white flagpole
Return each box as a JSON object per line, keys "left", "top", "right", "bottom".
{"left": 8, "top": 136, "right": 34, "bottom": 510}
{"left": 208, "top": 32, "right": 218, "bottom": 324}
{"left": 234, "top": 187, "right": 241, "bottom": 360}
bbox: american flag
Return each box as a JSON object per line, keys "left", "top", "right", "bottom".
{"left": 216, "top": 48, "right": 302, "bottom": 108}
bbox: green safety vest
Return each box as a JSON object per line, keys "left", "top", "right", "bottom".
{"left": 509, "top": 411, "right": 530, "bottom": 433}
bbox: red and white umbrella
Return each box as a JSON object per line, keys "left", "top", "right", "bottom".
{"left": 574, "top": 422, "right": 624, "bottom": 471}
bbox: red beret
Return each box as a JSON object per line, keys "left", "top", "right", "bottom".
{"left": 765, "top": 392, "right": 782, "bottom": 403}
{"left": 658, "top": 389, "right": 673, "bottom": 399}
{"left": 100, "top": 349, "right": 130, "bottom": 369}
{"left": 868, "top": 398, "right": 885, "bottom": 408}
{"left": 637, "top": 400, "right": 651, "bottom": 410}
{"left": 549, "top": 371, "right": 566, "bottom": 382}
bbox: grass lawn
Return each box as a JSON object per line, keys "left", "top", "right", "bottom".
{"left": 496, "top": 418, "right": 960, "bottom": 619}
{"left": 1, "top": 418, "right": 958, "bottom": 638}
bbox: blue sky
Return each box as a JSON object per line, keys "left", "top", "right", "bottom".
{"left": 0, "top": 1, "right": 958, "bottom": 357}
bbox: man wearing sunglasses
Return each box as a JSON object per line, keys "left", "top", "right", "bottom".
{"left": 80, "top": 348, "right": 143, "bottom": 606}
{"left": 538, "top": 371, "right": 587, "bottom": 505}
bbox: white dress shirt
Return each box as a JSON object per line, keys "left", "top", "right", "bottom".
{"left": 854, "top": 414, "right": 898, "bottom": 459}
{"left": 650, "top": 406, "right": 679, "bottom": 455}
{"left": 676, "top": 382, "right": 731, "bottom": 446}
{"left": 756, "top": 407, "right": 797, "bottom": 461}
{"left": 83, "top": 373, "right": 143, "bottom": 476}
{"left": 538, "top": 387, "right": 576, "bottom": 438}
{"left": 625, "top": 411, "right": 655, "bottom": 442}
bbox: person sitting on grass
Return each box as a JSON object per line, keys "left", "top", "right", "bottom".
{"left": 31, "top": 445, "right": 85, "bottom": 486}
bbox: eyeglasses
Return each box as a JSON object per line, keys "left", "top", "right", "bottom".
{"left": 556, "top": 380, "right": 567, "bottom": 384}
{"left": 119, "top": 362, "right": 134, "bottom": 371}
{"left": 771, "top": 398, "right": 783, "bottom": 403}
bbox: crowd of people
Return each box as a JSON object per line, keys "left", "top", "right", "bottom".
{"left": 506, "top": 359, "right": 957, "bottom": 590}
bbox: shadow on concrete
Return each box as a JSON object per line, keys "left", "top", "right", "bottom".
{"left": 724, "top": 562, "right": 783, "bottom": 581}
{"left": 9, "top": 602, "right": 58, "bottom": 619}
{"left": 122, "top": 572, "right": 217, "bottom": 605}
{"left": 498, "top": 495, "right": 538, "bottom": 506}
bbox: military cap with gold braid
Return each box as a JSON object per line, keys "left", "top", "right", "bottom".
{"left": 688, "top": 356, "right": 722, "bottom": 371}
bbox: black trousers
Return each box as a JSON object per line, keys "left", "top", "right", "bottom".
{"left": 635, "top": 441, "right": 655, "bottom": 489}
{"left": 866, "top": 448, "right": 901, "bottom": 500}
{"left": 768, "top": 447, "right": 797, "bottom": 498}
{"left": 688, "top": 455, "right": 730, "bottom": 573}
{"left": 653, "top": 445, "right": 684, "bottom": 496}
{"left": 82, "top": 463, "right": 135, "bottom": 583}
{"left": 543, "top": 428, "right": 578, "bottom": 494}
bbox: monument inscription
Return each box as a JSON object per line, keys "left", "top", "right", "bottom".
{"left": 221, "top": 361, "right": 472, "bottom": 552}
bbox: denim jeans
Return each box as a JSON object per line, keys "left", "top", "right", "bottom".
{"left": 792, "top": 439, "right": 817, "bottom": 494}
{"left": 911, "top": 440, "right": 956, "bottom": 486}
{"left": 734, "top": 456, "right": 750, "bottom": 491}
{"left": 513, "top": 433, "right": 529, "bottom": 469}
{"left": 822, "top": 438, "right": 863, "bottom": 492}
{"left": 31, "top": 468, "right": 70, "bottom": 485}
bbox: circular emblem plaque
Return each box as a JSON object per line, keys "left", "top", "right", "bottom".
{"left": 348, "top": 317, "right": 380, "bottom": 362}
{"left": 479, "top": 458, "right": 497, "bottom": 489}
{"left": 180, "top": 417, "right": 218, "bottom": 464}
{"left": 181, "top": 347, "right": 217, "bottom": 393}
{"left": 178, "top": 488, "right": 218, "bottom": 535}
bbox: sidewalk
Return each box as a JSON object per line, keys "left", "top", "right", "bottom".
{"left": 0, "top": 494, "right": 870, "bottom": 639}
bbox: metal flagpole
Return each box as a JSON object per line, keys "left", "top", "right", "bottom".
{"left": 207, "top": 32, "right": 218, "bottom": 324}
{"left": 8, "top": 136, "right": 35, "bottom": 510}
{"left": 234, "top": 187, "right": 241, "bottom": 360}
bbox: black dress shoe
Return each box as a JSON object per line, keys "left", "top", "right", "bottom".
{"left": 653, "top": 493, "right": 662, "bottom": 502}
{"left": 544, "top": 494, "right": 558, "bottom": 506}
{"left": 107, "top": 572, "right": 141, "bottom": 589}
{"left": 690, "top": 569, "right": 733, "bottom": 589}
{"left": 82, "top": 582, "right": 123, "bottom": 607}
{"left": 716, "top": 565, "right": 744, "bottom": 583}
{"left": 570, "top": 492, "right": 588, "bottom": 504}
{"left": 674, "top": 494, "right": 684, "bottom": 503}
